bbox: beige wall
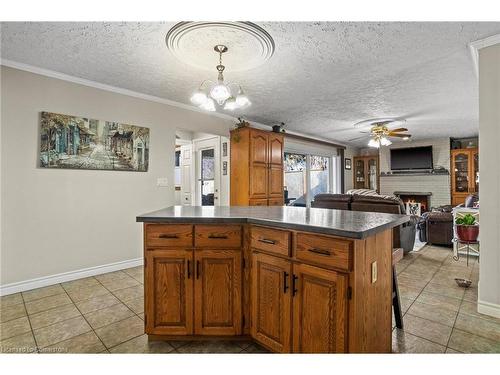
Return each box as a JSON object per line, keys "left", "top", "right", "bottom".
{"left": 478, "top": 44, "right": 500, "bottom": 317}
{"left": 0, "top": 66, "right": 234, "bottom": 286}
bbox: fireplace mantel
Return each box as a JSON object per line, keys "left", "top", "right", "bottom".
{"left": 394, "top": 191, "right": 432, "bottom": 196}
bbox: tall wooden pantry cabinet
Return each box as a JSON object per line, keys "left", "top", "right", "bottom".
{"left": 230, "top": 127, "right": 284, "bottom": 206}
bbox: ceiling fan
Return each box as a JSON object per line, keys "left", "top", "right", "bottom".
{"left": 349, "top": 118, "right": 412, "bottom": 148}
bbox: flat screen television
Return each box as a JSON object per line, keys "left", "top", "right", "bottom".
{"left": 390, "top": 146, "right": 433, "bottom": 170}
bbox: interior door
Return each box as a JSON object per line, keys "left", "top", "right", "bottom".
{"left": 194, "top": 250, "right": 242, "bottom": 335}
{"left": 145, "top": 249, "right": 193, "bottom": 335}
{"left": 251, "top": 252, "right": 292, "bottom": 353}
{"left": 194, "top": 137, "right": 221, "bottom": 206}
{"left": 292, "top": 263, "right": 347, "bottom": 353}
{"left": 180, "top": 144, "right": 194, "bottom": 206}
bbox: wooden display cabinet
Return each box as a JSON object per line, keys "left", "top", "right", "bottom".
{"left": 451, "top": 148, "right": 478, "bottom": 206}
{"left": 353, "top": 155, "right": 379, "bottom": 192}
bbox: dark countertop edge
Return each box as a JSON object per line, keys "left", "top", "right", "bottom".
{"left": 136, "top": 215, "right": 410, "bottom": 240}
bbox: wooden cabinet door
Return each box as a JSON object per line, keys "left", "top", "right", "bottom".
{"left": 194, "top": 250, "right": 242, "bottom": 335}
{"left": 292, "top": 263, "right": 347, "bottom": 353}
{"left": 250, "top": 131, "right": 268, "bottom": 164}
{"left": 268, "top": 165, "right": 284, "bottom": 198}
{"left": 251, "top": 252, "right": 292, "bottom": 353}
{"left": 471, "top": 150, "right": 479, "bottom": 193}
{"left": 144, "top": 249, "right": 193, "bottom": 335}
{"left": 268, "top": 133, "right": 284, "bottom": 166}
{"left": 249, "top": 163, "right": 268, "bottom": 199}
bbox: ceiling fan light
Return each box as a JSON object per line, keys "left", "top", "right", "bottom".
{"left": 210, "top": 83, "right": 231, "bottom": 105}
{"left": 368, "top": 138, "right": 380, "bottom": 148}
{"left": 223, "top": 97, "right": 238, "bottom": 111}
{"left": 199, "top": 98, "right": 216, "bottom": 112}
{"left": 190, "top": 90, "right": 207, "bottom": 106}
{"left": 403, "top": 136, "right": 410, "bottom": 141}
{"left": 380, "top": 137, "right": 392, "bottom": 146}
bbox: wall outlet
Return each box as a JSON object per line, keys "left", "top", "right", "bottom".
{"left": 157, "top": 178, "right": 169, "bottom": 187}
{"left": 371, "top": 261, "right": 378, "bottom": 284}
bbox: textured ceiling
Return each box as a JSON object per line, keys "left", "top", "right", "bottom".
{"left": 1, "top": 22, "right": 499, "bottom": 146}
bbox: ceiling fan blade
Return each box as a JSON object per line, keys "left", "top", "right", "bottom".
{"left": 388, "top": 133, "right": 412, "bottom": 138}
{"left": 388, "top": 127, "right": 408, "bottom": 133}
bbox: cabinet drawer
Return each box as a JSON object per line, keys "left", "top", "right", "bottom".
{"left": 145, "top": 224, "right": 193, "bottom": 248}
{"left": 249, "top": 199, "right": 268, "bottom": 206}
{"left": 268, "top": 198, "right": 284, "bottom": 206}
{"left": 251, "top": 226, "right": 290, "bottom": 256}
{"left": 195, "top": 225, "right": 242, "bottom": 248}
{"left": 295, "top": 233, "right": 352, "bottom": 271}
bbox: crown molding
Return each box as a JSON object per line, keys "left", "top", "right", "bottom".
{"left": 469, "top": 33, "right": 500, "bottom": 77}
{"left": 0, "top": 58, "right": 240, "bottom": 123}
{"left": 0, "top": 58, "right": 350, "bottom": 148}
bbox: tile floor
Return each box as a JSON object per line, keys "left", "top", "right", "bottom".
{"left": 1, "top": 245, "right": 499, "bottom": 354}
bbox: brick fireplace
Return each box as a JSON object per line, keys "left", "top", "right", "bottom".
{"left": 394, "top": 191, "right": 432, "bottom": 216}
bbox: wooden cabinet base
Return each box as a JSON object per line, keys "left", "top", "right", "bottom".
{"left": 143, "top": 223, "right": 393, "bottom": 353}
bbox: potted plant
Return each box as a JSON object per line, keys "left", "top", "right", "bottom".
{"left": 455, "top": 214, "right": 479, "bottom": 242}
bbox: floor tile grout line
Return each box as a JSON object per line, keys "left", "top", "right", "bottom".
{"left": 54, "top": 281, "right": 109, "bottom": 353}
{"left": 92, "top": 274, "right": 145, "bottom": 349}
{"left": 20, "top": 290, "right": 40, "bottom": 353}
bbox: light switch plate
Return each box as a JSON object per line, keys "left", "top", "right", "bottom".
{"left": 157, "top": 178, "right": 169, "bottom": 187}
{"left": 371, "top": 261, "right": 378, "bottom": 284}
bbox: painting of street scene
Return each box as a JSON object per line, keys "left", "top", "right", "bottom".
{"left": 40, "top": 111, "right": 149, "bottom": 171}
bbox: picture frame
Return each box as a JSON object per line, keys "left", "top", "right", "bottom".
{"left": 222, "top": 142, "right": 228, "bottom": 157}
{"left": 345, "top": 158, "right": 352, "bottom": 170}
{"left": 222, "top": 161, "right": 228, "bottom": 175}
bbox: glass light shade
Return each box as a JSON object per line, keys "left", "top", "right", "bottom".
{"left": 368, "top": 138, "right": 380, "bottom": 148}
{"left": 210, "top": 83, "right": 231, "bottom": 105}
{"left": 190, "top": 90, "right": 208, "bottom": 106}
{"left": 223, "top": 97, "right": 237, "bottom": 111}
{"left": 236, "top": 93, "right": 251, "bottom": 107}
{"left": 403, "top": 136, "right": 410, "bottom": 141}
{"left": 380, "top": 137, "right": 392, "bottom": 146}
{"left": 199, "top": 98, "right": 216, "bottom": 112}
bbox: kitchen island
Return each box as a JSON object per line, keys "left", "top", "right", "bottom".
{"left": 136, "top": 206, "right": 409, "bottom": 353}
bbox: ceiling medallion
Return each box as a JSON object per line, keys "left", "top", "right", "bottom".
{"left": 189, "top": 44, "right": 251, "bottom": 112}
{"left": 165, "top": 22, "right": 275, "bottom": 72}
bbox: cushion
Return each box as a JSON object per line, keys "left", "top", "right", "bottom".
{"left": 346, "top": 189, "right": 379, "bottom": 196}
{"left": 313, "top": 194, "right": 352, "bottom": 202}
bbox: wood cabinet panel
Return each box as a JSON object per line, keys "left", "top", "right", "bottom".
{"left": 194, "top": 225, "right": 242, "bottom": 248}
{"left": 250, "top": 132, "right": 268, "bottom": 164}
{"left": 268, "top": 198, "right": 284, "bottom": 206}
{"left": 295, "top": 232, "right": 352, "bottom": 272}
{"left": 194, "top": 250, "right": 242, "bottom": 335}
{"left": 268, "top": 133, "right": 284, "bottom": 165}
{"left": 292, "top": 263, "right": 347, "bottom": 353}
{"left": 268, "top": 165, "right": 284, "bottom": 198}
{"left": 249, "top": 163, "right": 268, "bottom": 199}
{"left": 249, "top": 198, "right": 268, "bottom": 206}
{"left": 250, "top": 226, "right": 290, "bottom": 257}
{"left": 251, "top": 252, "right": 292, "bottom": 353}
{"left": 145, "top": 224, "right": 193, "bottom": 248}
{"left": 145, "top": 250, "right": 193, "bottom": 335}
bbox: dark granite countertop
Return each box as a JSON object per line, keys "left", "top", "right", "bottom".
{"left": 136, "top": 206, "right": 409, "bottom": 239}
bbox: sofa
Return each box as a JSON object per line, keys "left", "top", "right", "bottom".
{"left": 312, "top": 193, "right": 418, "bottom": 253}
{"left": 417, "top": 194, "right": 478, "bottom": 246}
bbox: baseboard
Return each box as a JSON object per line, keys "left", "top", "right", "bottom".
{"left": 0, "top": 258, "right": 143, "bottom": 296}
{"left": 477, "top": 299, "right": 500, "bottom": 319}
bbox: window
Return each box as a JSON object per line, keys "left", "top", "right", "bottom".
{"left": 284, "top": 153, "right": 306, "bottom": 206}
{"left": 284, "top": 152, "right": 337, "bottom": 207}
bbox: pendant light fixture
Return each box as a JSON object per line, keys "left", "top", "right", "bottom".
{"left": 190, "top": 45, "right": 251, "bottom": 112}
